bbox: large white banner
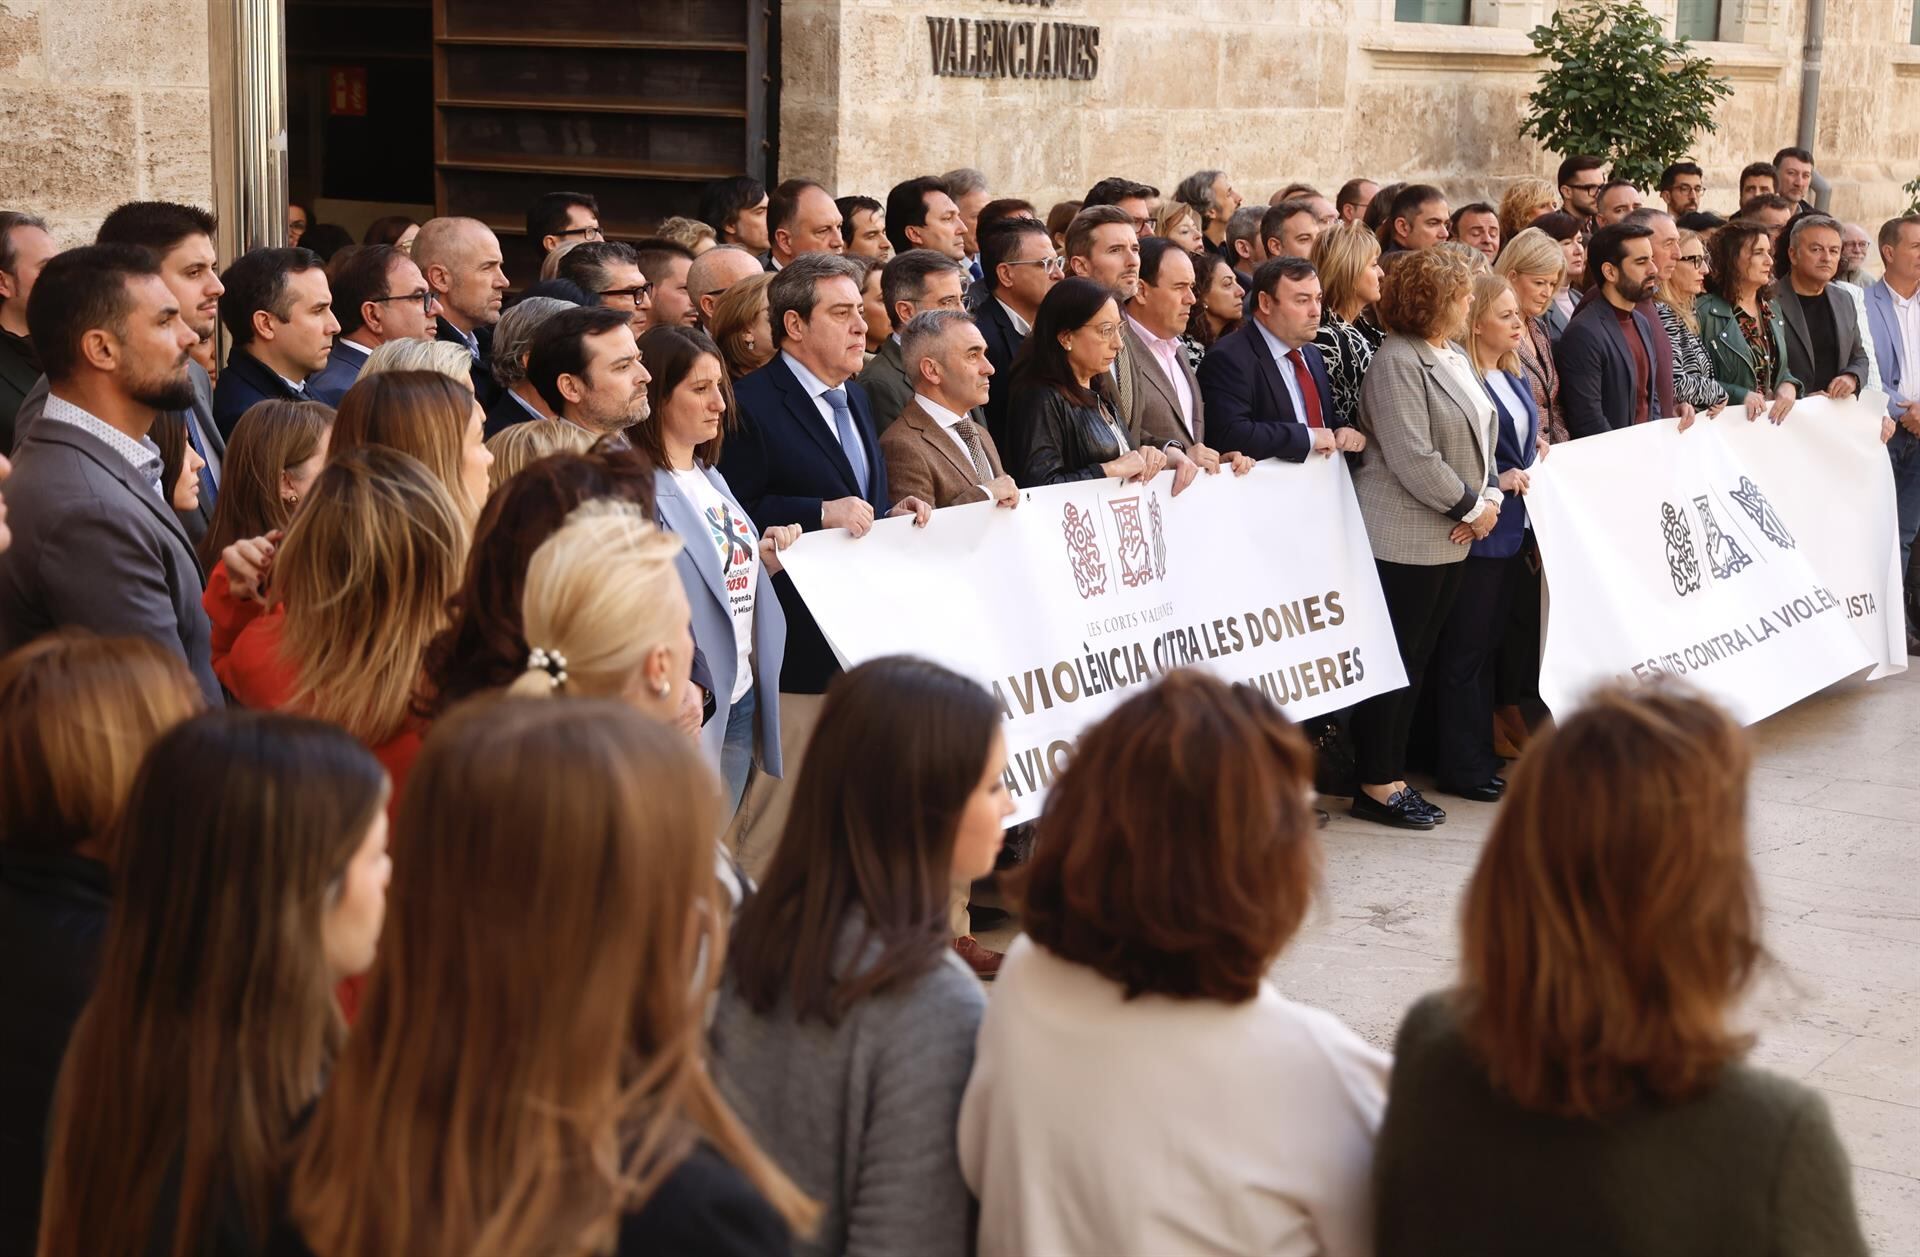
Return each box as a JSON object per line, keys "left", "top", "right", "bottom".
{"left": 781, "top": 460, "right": 1408, "bottom": 823}
{"left": 1527, "top": 395, "right": 1906, "bottom": 725}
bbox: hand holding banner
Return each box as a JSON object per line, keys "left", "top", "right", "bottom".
{"left": 778, "top": 459, "right": 1408, "bottom": 823}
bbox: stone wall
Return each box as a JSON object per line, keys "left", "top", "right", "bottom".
{"left": 0, "top": 0, "right": 212, "bottom": 247}
{"left": 780, "top": 0, "right": 1920, "bottom": 226}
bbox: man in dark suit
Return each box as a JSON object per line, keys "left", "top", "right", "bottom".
{"left": 1555, "top": 222, "right": 1663, "bottom": 439}
{"left": 974, "top": 217, "right": 1058, "bottom": 449}
{"left": 0, "top": 244, "right": 219, "bottom": 703}
{"left": 414, "top": 216, "right": 510, "bottom": 408}
{"left": 1199, "top": 256, "right": 1366, "bottom": 462}
{"left": 308, "top": 243, "right": 439, "bottom": 405}
{"left": 482, "top": 294, "right": 573, "bottom": 436}
{"left": 764, "top": 178, "right": 845, "bottom": 271}
{"left": 856, "top": 248, "right": 965, "bottom": 432}
{"left": 1572, "top": 207, "right": 1683, "bottom": 424}
{"left": 718, "top": 252, "right": 930, "bottom": 864}
{"left": 1779, "top": 213, "right": 1871, "bottom": 399}
{"left": 211, "top": 246, "right": 338, "bottom": 438}
{"left": 0, "top": 212, "right": 55, "bottom": 454}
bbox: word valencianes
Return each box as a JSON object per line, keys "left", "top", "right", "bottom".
{"left": 926, "top": 14, "right": 1101, "bottom": 81}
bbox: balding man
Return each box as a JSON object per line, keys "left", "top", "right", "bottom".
{"left": 413, "top": 216, "right": 510, "bottom": 406}
{"left": 688, "top": 244, "right": 764, "bottom": 331}
{"left": 766, "top": 178, "right": 844, "bottom": 271}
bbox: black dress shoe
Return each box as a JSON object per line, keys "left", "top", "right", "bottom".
{"left": 1438, "top": 777, "right": 1505, "bottom": 803}
{"left": 1350, "top": 789, "right": 1437, "bottom": 830}
{"left": 1404, "top": 787, "right": 1447, "bottom": 824}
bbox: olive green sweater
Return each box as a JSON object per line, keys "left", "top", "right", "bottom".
{"left": 1374, "top": 992, "right": 1868, "bottom": 1257}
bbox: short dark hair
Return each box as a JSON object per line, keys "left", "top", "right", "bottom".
{"left": 28, "top": 243, "right": 165, "bottom": 382}
{"left": 698, "top": 175, "right": 767, "bottom": 240}
{"left": 1064, "top": 204, "right": 1134, "bottom": 263}
{"left": 767, "top": 251, "right": 864, "bottom": 347}
{"left": 1260, "top": 199, "right": 1318, "bottom": 250}
{"left": 1251, "top": 255, "right": 1317, "bottom": 302}
{"left": 1081, "top": 176, "right": 1159, "bottom": 208}
{"left": 769, "top": 177, "right": 827, "bottom": 237}
{"left": 1556, "top": 155, "right": 1607, "bottom": 187}
{"left": 525, "top": 191, "right": 599, "bottom": 244}
{"left": 975, "top": 197, "right": 1037, "bottom": 240}
{"left": 1588, "top": 222, "right": 1655, "bottom": 288}
{"left": 1658, "top": 161, "right": 1704, "bottom": 191}
{"left": 1450, "top": 202, "right": 1498, "bottom": 233}
{"left": 834, "top": 194, "right": 881, "bottom": 233}
{"left": 1013, "top": 671, "right": 1319, "bottom": 1003}
{"left": 299, "top": 224, "right": 354, "bottom": 263}
{"left": 979, "top": 217, "right": 1049, "bottom": 291}
{"left": 879, "top": 248, "right": 963, "bottom": 330}
{"left": 1739, "top": 161, "right": 1778, "bottom": 188}
{"left": 630, "top": 236, "right": 695, "bottom": 284}
{"left": 884, "top": 176, "right": 949, "bottom": 257}
{"left": 1387, "top": 184, "right": 1446, "bottom": 240}
{"left": 0, "top": 211, "right": 48, "bottom": 279}
{"left": 556, "top": 240, "right": 638, "bottom": 296}
{"left": 1362, "top": 181, "right": 1404, "bottom": 234}
{"left": 1225, "top": 206, "right": 1264, "bottom": 260}
{"left": 1738, "top": 193, "right": 1795, "bottom": 218}
{"left": 1598, "top": 178, "right": 1638, "bottom": 203}
{"left": 326, "top": 244, "right": 401, "bottom": 337}
{"left": 218, "top": 246, "right": 324, "bottom": 346}
{"left": 1136, "top": 234, "right": 1192, "bottom": 288}
{"left": 1531, "top": 210, "right": 1585, "bottom": 243}
{"left": 1772, "top": 146, "right": 1813, "bottom": 169}
{"left": 525, "top": 304, "right": 631, "bottom": 414}
{"left": 1878, "top": 213, "right": 1920, "bottom": 253}
{"left": 95, "top": 201, "right": 217, "bottom": 256}
{"left": 1336, "top": 178, "right": 1374, "bottom": 210}
{"left": 1677, "top": 210, "right": 1726, "bottom": 232}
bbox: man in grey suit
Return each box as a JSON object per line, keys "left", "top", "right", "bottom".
{"left": 10, "top": 203, "right": 229, "bottom": 549}
{"left": 856, "top": 248, "right": 965, "bottom": 433}
{"left": 0, "top": 244, "right": 220, "bottom": 704}
{"left": 1778, "top": 214, "right": 1870, "bottom": 400}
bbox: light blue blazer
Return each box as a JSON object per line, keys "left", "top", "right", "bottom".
{"left": 1866, "top": 279, "right": 1909, "bottom": 421}
{"left": 654, "top": 464, "right": 788, "bottom": 778}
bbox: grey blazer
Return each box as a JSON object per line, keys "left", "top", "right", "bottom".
{"left": 1353, "top": 333, "right": 1501, "bottom": 567}
{"left": 855, "top": 336, "right": 915, "bottom": 434}
{"left": 1777, "top": 283, "right": 1871, "bottom": 395}
{"left": 1116, "top": 320, "right": 1204, "bottom": 449}
{"left": 654, "top": 465, "right": 788, "bottom": 779}
{"left": 0, "top": 416, "right": 220, "bottom": 703}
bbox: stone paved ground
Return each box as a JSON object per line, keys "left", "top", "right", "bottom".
{"left": 980, "top": 668, "right": 1920, "bottom": 1251}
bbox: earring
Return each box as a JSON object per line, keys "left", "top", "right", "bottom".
{"left": 1065, "top": 338, "right": 1075, "bottom": 352}
{"left": 281, "top": 493, "right": 298, "bottom": 507}
{"left": 653, "top": 679, "right": 672, "bottom": 699}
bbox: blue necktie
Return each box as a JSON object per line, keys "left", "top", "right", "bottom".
{"left": 184, "top": 412, "right": 217, "bottom": 506}
{"left": 823, "top": 387, "right": 868, "bottom": 497}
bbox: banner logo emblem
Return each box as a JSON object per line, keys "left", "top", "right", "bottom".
{"left": 1661, "top": 501, "right": 1702, "bottom": 596}
{"left": 1061, "top": 502, "right": 1107, "bottom": 599}
{"left": 1694, "top": 495, "right": 1752, "bottom": 581}
{"left": 1109, "top": 494, "right": 1168, "bottom": 588}
{"left": 1730, "top": 476, "right": 1794, "bottom": 550}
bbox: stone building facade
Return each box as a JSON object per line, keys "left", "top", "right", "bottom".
{"left": 0, "top": 0, "right": 1916, "bottom": 246}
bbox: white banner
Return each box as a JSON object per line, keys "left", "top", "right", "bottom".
{"left": 1527, "top": 395, "right": 1906, "bottom": 725}
{"left": 780, "top": 460, "right": 1408, "bottom": 823}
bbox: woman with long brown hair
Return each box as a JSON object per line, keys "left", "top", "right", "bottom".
{"left": 284, "top": 698, "right": 812, "bottom": 1256}
{"left": 959, "top": 671, "right": 1386, "bottom": 1257}
{"left": 37, "top": 709, "right": 390, "bottom": 1257}
{"left": 0, "top": 633, "right": 203, "bottom": 1257}
{"left": 710, "top": 272, "right": 776, "bottom": 380}
{"left": 199, "top": 399, "right": 334, "bottom": 569}
{"left": 713, "top": 656, "right": 1008, "bottom": 1257}
{"left": 1373, "top": 683, "right": 1867, "bottom": 1256}
{"left": 330, "top": 368, "right": 493, "bottom": 522}
{"left": 1697, "top": 219, "right": 1799, "bottom": 423}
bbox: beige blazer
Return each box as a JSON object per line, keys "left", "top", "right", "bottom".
{"left": 879, "top": 397, "right": 1006, "bottom": 508}
{"left": 1116, "top": 321, "right": 1204, "bottom": 449}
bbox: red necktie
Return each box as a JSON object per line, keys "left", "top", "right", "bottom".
{"left": 1287, "top": 348, "right": 1326, "bottom": 429}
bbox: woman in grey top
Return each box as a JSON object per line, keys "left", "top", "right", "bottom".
{"left": 711, "top": 656, "right": 1011, "bottom": 1257}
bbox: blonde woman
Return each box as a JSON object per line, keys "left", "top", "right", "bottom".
{"left": 213, "top": 446, "right": 468, "bottom": 795}
{"left": 710, "top": 272, "right": 775, "bottom": 380}
{"left": 511, "top": 503, "right": 697, "bottom": 728}
{"left": 1311, "top": 221, "right": 1386, "bottom": 425}
{"left": 484, "top": 419, "right": 597, "bottom": 491}
{"left": 1155, "top": 200, "right": 1206, "bottom": 254}
{"left": 358, "top": 336, "right": 473, "bottom": 386}
{"left": 658, "top": 214, "right": 719, "bottom": 256}
{"left": 1497, "top": 177, "right": 1558, "bottom": 248}
{"left": 331, "top": 369, "right": 493, "bottom": 522}
{"left": 1494, "top": 227, "right": 1571, "bottom": 444}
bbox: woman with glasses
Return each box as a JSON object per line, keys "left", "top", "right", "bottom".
{"left": 1004, "top": 277, "right": 1169, "bottom": 488}
{"left": 1659, "top": 228, "right": 1760, "bottom": 421}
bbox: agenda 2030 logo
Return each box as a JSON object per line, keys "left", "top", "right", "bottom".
{"left": 1062, "top": 491, "right": 1167, "bottom": 600}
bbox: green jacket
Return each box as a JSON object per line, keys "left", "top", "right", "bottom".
{"left": 1695, "top": 293, "right": 1799, "bottom": 404}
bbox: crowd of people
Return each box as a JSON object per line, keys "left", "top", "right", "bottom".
{"left": 0, "top": 143, "right": 1896, "bottom": 1256}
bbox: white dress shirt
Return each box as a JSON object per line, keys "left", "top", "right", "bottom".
{"left": 1126, "top": 312, "right": 1195, "bottom": 431}
{"left": 914, "top": 393, "right": 985, "bottom": 474}
{"left": 780, "top": 350, "right": 867, "bottom": 473}
{"left": 995, "top": 297, "right": 1032, "bottom": 337}
{"left": 1891, "top": 282, "right": 1920, "bottom": 404}
{"left": 1253, "top": 319, "right": 1312, "bottom": 423}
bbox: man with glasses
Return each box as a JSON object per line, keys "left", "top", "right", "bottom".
{"left": 1081, "top": 176, "right": 1160, "bottom": 238}
{"left": 1658, "top": 162, "right": 1705, "bottom": 219}
{"left": 415, "top": 216, "right": 510, "bottom": 408}
{"left": 557, "top": 240, "right": 654, "bottom": 340}
{"left": 307, "top": 243, "right": 440, "bottom": 404}
{"left": 976, "top": 217, "right": 1060, "bottom": 446}
{"left": 526, "top": 191, "right": 604, "bottom": 256}
{"left": 1556, "top": 154, "right": 1608, "bottom": 237}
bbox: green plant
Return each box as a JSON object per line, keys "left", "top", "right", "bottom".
{"left": 1520, "top": 0, "right": 1735, "bottom": 190}
{"left": 1905, "top": 175, "right": 1920, "bottom": 215}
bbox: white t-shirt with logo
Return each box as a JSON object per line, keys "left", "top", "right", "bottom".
{"left": 671, "top": 469, "right": 758, "bottom": 703}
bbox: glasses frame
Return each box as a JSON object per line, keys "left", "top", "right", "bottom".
{"left": 370, "top": 289, "right": 438, "bottom": 313}
{"left": 598, "top": 283, "right": 655, "bottom": 307}
{"left": 556, "top": 226, "right": 606, "bottom": 242}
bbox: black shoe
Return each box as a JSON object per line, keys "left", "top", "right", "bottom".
{"left": 1404, "top": 788, "right": 1448, "bottom": 824}
{"left": 1439, "top": 777, "right": 1506, "bottom": 803}
{"left": 1350, "top": 789, "right": 1437, "bottom": 830}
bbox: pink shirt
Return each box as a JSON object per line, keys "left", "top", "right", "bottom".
{"left": 1126, "top": 314, "right": 1195, "bottom": 432}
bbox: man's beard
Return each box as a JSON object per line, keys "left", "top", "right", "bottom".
{"left": 128, "top": 358, "right": 197, "bottom": 412}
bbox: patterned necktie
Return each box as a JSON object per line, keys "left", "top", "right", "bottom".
{"left": 822, "top": 387, "right": 869, "bottom": 497}
{"left": 1287, "top": 348, "right": 1326, "bottom": 429}
{"left": 952, "top": 416, "right": 994, "bottom": 486}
